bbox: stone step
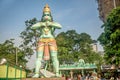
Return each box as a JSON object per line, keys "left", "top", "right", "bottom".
{"left": 21, "top": 77, "right": 66, "bottom": 80}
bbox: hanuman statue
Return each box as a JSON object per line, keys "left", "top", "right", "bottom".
{"left": 31, "top": 4, "right": 62, "bottom": 78}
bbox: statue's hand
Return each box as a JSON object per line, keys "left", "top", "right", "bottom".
{"left": 46, "top": 21, "right": 62, "bottom": 29}
{"left": 31, "top": 22, "right": 46, "bottom": 29}
{"left": 40, "top": 22, "right": 46, "bottom": 27}
{"left": 46, "top": 21, "right": 53, "bottom": 27}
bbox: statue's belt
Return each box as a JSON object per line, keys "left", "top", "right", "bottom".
{"left": 38, "top": 38, "right": 57, "bottom": 60}
{"left": 39, "top": 38, "right": 55, "bottom": 43}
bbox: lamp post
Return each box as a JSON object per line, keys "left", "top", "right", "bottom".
{"left": 15, "top": 48, "right": 18, "bottom": 65}
{"left": 0, "top": 58, "right": 8, "bottom": 79}
{"left": 0, "top": 58, "right": 7, "bottom": 65}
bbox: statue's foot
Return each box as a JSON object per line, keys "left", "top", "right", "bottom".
{"left": 32, "top": 74, "right": 39, "bottom": 78}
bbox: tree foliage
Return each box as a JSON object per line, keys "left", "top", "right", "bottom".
{"left": 20, "top": 18, "right": 40, "bottom": 58}
{"left": 98, "top": 7, "right": 120, "bottom": 66}
{"left": 56, "top": 30, "right": 102, "bottom": 65}
{"left": 0, "top": 39, "right": 27, "bottom": 67}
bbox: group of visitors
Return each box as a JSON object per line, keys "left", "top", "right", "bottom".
{"left": 75, "top": 72, "right": 101, "bottom": 80}
{"left": 65, "top": 72, "right": 101, "bottom": 80}
{"left": 64, "top": 72, "right": 120, "bottom": 80}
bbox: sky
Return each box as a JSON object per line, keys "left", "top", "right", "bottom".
{"left": 0, "top": 0, "right": 103, "bottom": 69}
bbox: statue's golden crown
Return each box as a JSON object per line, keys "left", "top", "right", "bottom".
{"left": 43, "top": 4, "right": 51, "bottom": 12}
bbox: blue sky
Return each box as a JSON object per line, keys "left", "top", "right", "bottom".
{"left": 0, "top": 0, "right": 103, "bottom": 68}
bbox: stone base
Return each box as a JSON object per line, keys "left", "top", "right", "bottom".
{"left": 21, "top": 77, "right": 66, "bottom": 80}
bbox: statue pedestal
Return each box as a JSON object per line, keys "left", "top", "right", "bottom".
{"left": 21, "top": 77, "right": 66, "bottom": 80}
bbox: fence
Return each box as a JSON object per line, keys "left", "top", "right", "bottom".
{"left": 0, "top": 63, "right": 26, "bottom": 80}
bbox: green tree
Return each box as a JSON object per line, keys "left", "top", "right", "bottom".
{"left": 0, "top": 39, "right": 27, "bottom": 67}
{"left": 98, "top": 7, "right": 120, "bottom": 66}
{"left": 20, "top": 18, "right": 40, "bottom": 58}
{"left": 56, "top": 30, "right": 102, "bottom": 65}
{"left": 0, "top": 18, "right": 40, "bottom": 67}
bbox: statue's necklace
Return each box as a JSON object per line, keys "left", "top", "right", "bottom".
{"left": 44, "top": 27, "right": 49, "bottom": 35}
{"left": 44, "top": 22, "right": 50, "bottom": 35}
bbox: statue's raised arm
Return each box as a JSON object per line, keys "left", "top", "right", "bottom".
{"left": 50, "top": 22, "right": 62, "bottom": 29}
{"left": 31, "top": 22, "right": 46, "bottom": 29}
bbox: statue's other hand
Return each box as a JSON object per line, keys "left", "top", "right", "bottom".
{"left": 46, "top": 21, "right": 52, "bottom": 27}
{"left": 40, "top": 22, "right": 46, "bottom": 27}
{"left": 31, "top": 22, "right": 46, "bottom": 29}
{"left": 50, "top": 22, "right": 62, "bottom": 29}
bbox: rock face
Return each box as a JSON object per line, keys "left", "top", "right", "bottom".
{"left": 97, "top": 0, "right": 120, "bottom": 22}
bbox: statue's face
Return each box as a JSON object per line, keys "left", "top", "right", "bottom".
{"left": 42, "top": 12, "right": 52, "bottom": 22}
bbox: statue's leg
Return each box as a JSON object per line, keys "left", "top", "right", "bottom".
{"left": 50, "top": 46, "right": 59, "bottom": 77}
{"left": 33, "top": 45, "right": 44, "bottom": 78}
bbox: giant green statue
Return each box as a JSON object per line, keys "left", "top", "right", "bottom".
{"left": 31, "top": 4, "right": 62, "bottom": 78}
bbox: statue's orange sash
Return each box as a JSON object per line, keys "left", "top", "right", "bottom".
{"left": 38, "top": 38, "right": 57, "bottom": 60}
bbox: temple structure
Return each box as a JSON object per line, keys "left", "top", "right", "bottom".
{"left": 59, "top": 59, "right": 97, "bottom": 79}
